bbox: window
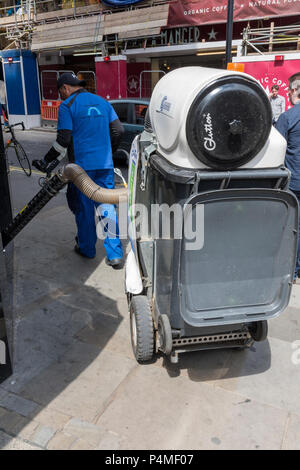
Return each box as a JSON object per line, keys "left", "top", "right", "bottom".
{"left": 111, "top": 102, "right": 130, "bottom": 123}
{"left": 135, "top": 104, "right": 148, "bottom": 125}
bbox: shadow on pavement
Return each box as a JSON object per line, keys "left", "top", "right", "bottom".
{"left": 0, "top": 168, "right": 127, "bottom": 448}
{"left": 162, "top": 340, "right": 271, "bottom": 383}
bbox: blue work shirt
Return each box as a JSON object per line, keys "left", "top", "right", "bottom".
{"left": 57, "top": 90, "right": 118, "bottom": 170}
{"left": 276, "top": 101, "right": 300, "bottom": 190}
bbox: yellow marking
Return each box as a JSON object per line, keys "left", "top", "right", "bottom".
{"left": 19, "top": 205, "right": 28, "bottom": 215}
{"left": 9, "top": 165, "right": 43, "bottom": 175}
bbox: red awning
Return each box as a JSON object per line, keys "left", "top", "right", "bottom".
{"left": 168, "top": 0, "right": 300, "bottom": 27}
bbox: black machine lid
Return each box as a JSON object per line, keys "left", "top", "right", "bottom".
{"left": 186, "top": 75, "right": 272, "bottom": 170}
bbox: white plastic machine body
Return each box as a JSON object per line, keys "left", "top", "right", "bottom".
{"left": 149, "top": 66, "right": 286, "bottom": 170}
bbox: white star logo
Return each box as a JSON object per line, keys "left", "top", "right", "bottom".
{"left": 208, "top": 27, "right": 218, "bottom": 40}
{"left": 127, "top": 75, "right": 140, "bottom": 94}
{"left": 128, "top": 77, "right": 138, "bottom": 91}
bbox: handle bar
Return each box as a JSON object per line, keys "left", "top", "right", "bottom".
{"left": 6, "top": 122, "right": 25, "bottom": 130}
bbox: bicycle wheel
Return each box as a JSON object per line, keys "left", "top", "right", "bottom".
{"left": 15, "top": 142, "right": 31, "bottom": 177}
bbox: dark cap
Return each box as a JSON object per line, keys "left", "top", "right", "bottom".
{"left": 57, "top": 72, "right": 86, "bottom": 90}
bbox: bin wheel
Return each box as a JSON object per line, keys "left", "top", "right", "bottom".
{"left": 249, "top": 320, "right": 268, "bottom": 342}
{"left": 158, "top": 314, "right": 173, "bottom": 356}
{"left": 130, "top": 295, "right": 154, "bottom": 363}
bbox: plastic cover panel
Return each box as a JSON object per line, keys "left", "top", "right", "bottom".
{"left": 180, "top": 189, "right": 298, "bottom": 327}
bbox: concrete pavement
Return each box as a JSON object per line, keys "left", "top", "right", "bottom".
{"left": 0, "top": 130, "right": 300, "bottom": 450}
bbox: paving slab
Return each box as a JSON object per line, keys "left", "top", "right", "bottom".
{"left": 268, "top": 306, "right": 300, "bottom": 343}
{"left": 96, "top": 365, "right": 288, "bottom": 450}
{"left": 288, "top": 284, "right": 300, "bottom": 309}
{"left": 282, "top": 413, "right": 300, "bottom": 450}
{"left": 75, "top": 310, "right": 133, "bottom": 359}
{"left": 0, "top": 392, "right": 39, "bottom": 417}
{"left": 33, "top": 406, "right": 71, "bottom": 430}
{"left": 19, "top": 345, "right": 137, "bottom": 422}
{"left": 0, "top": 408, "right": 33, "bottom": 438}
{"left": 29, "top": 424, "right": 57, "bottom": 448}
{"left": 69, "top": 438, "right": 95, "bottom": 450}
{"left": 0, "top": 430, "right": 41, "bottom": 450}
{"left": 47, "top": 431, "right": 76, "bottom": 450}
{"left": 208, "top": 336, "right": 300, "bottom": 415}
{"left": 63, "top": 418, "right": 106, "bottom": 447}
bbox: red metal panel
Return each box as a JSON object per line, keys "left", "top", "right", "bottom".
{"left": 127, "top": 62, "right": 151, "bottom": 98}
{"left": 96, "top": 59, "right": 127, "bottom": 99}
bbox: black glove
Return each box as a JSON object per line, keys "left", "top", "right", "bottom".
{"left": 32, "top": 159, "right": 48, "bottom": 173}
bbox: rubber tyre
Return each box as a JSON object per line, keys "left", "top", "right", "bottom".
{"left": 158, "top": 314, "right": 173, "bottom": 355}
{"left": 15, "top": 142, "right": 31, "bottom": 177}
{"left": 113, "top": 149, "right": 130, "bottom": 166}
{"left": 249, "top": 320, "right": 268, "bottom": 342}
{"left": 130, "top": 295, "right": 154, "bottom": 363}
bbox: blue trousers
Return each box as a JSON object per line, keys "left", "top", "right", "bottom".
{"left": 67, "top": 169, "right": 123, "bottom": 260}
{"left": 291, "top": 190, "right": 300, "bottom": 279}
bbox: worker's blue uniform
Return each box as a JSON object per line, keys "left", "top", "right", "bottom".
{"left": 57, "top": 90, "right": 123, "bottom": 260}
{"left": 276, "top": 101, "right": 300, "bottom": 279}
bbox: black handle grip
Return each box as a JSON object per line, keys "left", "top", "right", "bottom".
{"left": 46, "top": 159, "right": 60, "bottom": 177}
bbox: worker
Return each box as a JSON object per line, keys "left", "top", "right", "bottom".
{"left": 269, "top": 84, "right": 285, "bottom": 125}
{"left": 276, "top": 73, "right": 300, "bottom": 282}
{"left": 32, "top": 73, "right": 124, "bottom": 268}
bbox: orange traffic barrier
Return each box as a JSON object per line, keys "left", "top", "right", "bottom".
{"left": 41, "top": 100, "right": 62, "bottom": 121}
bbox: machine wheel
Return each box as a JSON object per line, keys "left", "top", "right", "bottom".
{"left": 158, "top": 314, "right": 173, "bottom": 356}
{"left": 249, "top": 320, "right": 268, "bottom": 342}
{"left": 130, "top": 295, "right": 154, "bottom": 363}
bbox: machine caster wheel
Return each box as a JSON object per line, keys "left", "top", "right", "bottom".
{"left": 158, "top": 314, "right": 173, "bottom": 356}
{"left": 130, "top": 295, "right": 154, "bottom": 363}
{"left": 249, "top": 320, "right": 268, "bottom": 342}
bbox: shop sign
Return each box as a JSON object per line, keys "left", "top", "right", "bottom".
{"left": 159, "top": 26, "right": 201, "bottom": 45}
{"left": 168, "top": 0, "right": 300, "bottom": 27}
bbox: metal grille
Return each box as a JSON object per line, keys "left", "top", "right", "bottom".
{"left": 77, "top": 71, "right": 96, "bottom": 95}
{"left": 41, "top": 70, "right": 74, "bottom": 100}
{"left": 172, "top": 332, "right": 251, "bottom": 347}
{"left": 139, "top": 70, "right": 165, "bottom": 98}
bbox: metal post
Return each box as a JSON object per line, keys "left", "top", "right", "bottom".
{"left": 0, "top": 124, "right": 12, "bottom": 232}
{"left": 0, "top": 112, "right": 13, "bottom": 382}
{"left": 225, "top": 0, "right": 234, "bottom": 67}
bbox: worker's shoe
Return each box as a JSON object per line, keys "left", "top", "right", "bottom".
{"left": 74, "top": 244, "right": 95, "bottom": 259}
{"left": 105, "top": 257, "right": 123, "bottom": 269}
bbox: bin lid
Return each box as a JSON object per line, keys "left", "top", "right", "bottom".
{"left": 186, "top": 75, "right": 272, "bottom": 170}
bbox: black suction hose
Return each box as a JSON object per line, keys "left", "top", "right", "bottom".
{"left": 2, "top": 174, "right": 67, "bottom": 248}
{"left": 1, "top": 164, "right": 128, "bottom": 248}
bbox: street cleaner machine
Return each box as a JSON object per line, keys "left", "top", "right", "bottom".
{"left": 0, "top": 67, "right": 298, "bottom": 378}
{"left": 125, "top": 66, "right": 298, "bottom": 364}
